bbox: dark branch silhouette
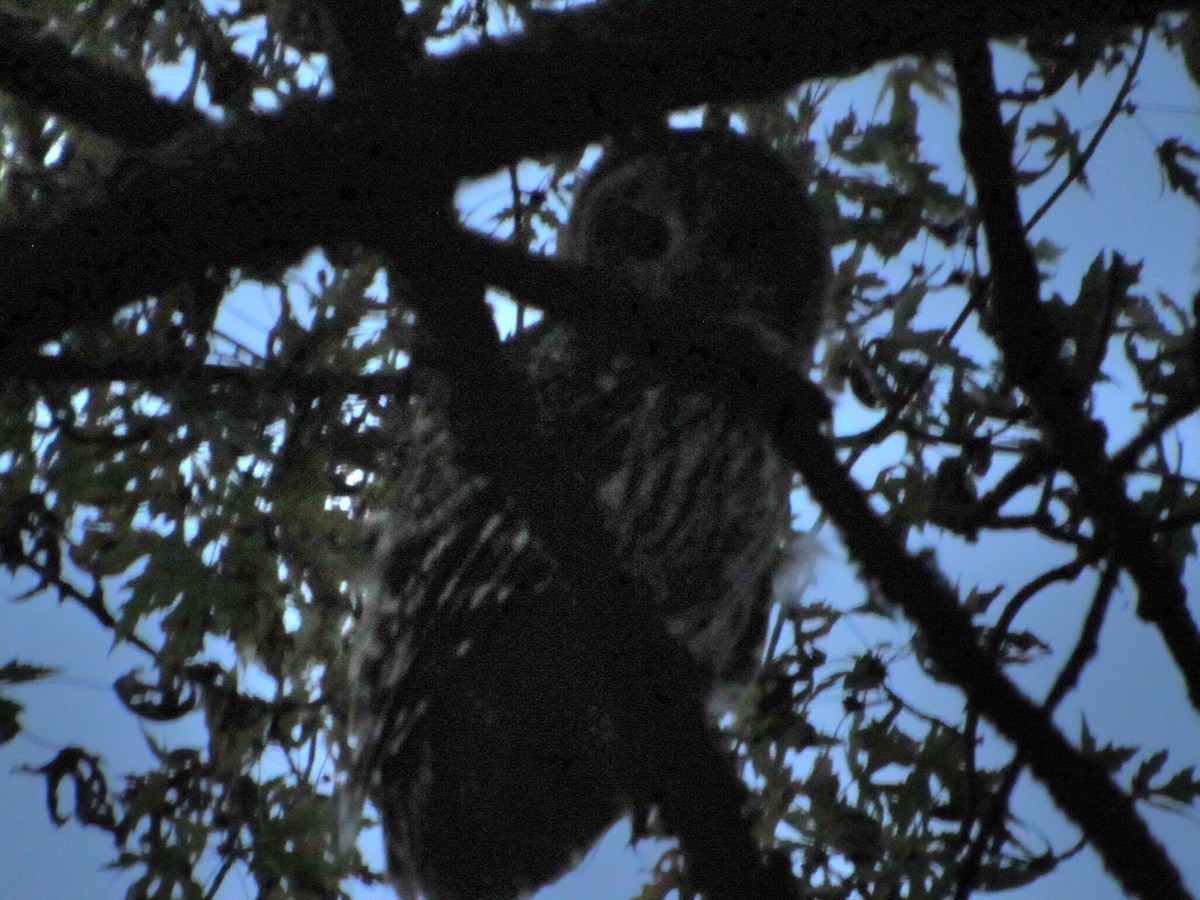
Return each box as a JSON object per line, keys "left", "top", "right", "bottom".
{"left": 3, "top": 2, "right": 1178, "bottom": 160}
{"left": 951, "top": 37, "right": 1200, "bottom": 715}
{"left": 0, "top": 0, "right": 1185, "bottom": 355}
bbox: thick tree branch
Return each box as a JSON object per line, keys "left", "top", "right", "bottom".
{"left": 0, "top": 0, "right": 1183, "bottom": 358}
{"left": 0, "top": 354, "right": 413, "bottom": 400}
{"left": 314, "top": 0, "right": 415, "bottom": 94}
{"left": 436, "top": 0, "right": 1176, "bottom": 180}
{"left": 0, "top": 97, "right": 446, "bottom": 359}
{"left": 0, "top": 8, "right": 205, "bottom": 146}
{"left": 440, "top": 227, "right": 1189, "bottom": 900}
{"left": 1, "top": 1, "right": 1181, "bottom": 161}
{"left": 951, "top": 38, "right": 1200, "bottom": 715}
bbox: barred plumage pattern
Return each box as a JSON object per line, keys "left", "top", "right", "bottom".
{"left": 349, "top": 129, "right": 830, "bottom": 899}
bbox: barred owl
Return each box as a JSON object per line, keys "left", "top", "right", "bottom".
{"left": 348, "top": 128, "right": 830, "bottom": 899}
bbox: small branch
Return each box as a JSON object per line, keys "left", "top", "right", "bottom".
{"left": 1, "top": 354, "right": 413, "bottom": 400}
{"left": 966, "top": 450, "right": 1052, "bottom": 526}
{"left": 1044, "top": 560, "right": 1120, "bottom": 711}
{"left": 1110, "top": 393, "right": 1200, "bottom": 475}
{"left": 837, "top": 285, "right": 979, "bottom": 450}
{"left": 1023, "top": 29, "right": 1149, "bottom": 234}
{"left": 19, "top": 556, "right": 159, "bottom": 659}
{"left": 955, "top": 561, "right": 1120, "bottom": 899}
{"left": 990, "top": 557, "right": 1092, "bottom": 651}
{"left": 203, "top": 853, "right": 239, "bottom": 900}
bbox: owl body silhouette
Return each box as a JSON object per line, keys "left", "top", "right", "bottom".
{"left": 350, "top": 129, "right": 830, "bottom": 899}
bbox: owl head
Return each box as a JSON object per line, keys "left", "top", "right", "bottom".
{"left": 559, "top": 128, "right": 831, "bottom": 359}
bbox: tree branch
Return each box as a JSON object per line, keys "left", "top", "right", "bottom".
{"left": 1, "top": 1, "right": 1180, "bottom": 160}
{"left": 0, "top": 353, "right": 413, "bottom": 400}
{"left": 312, "top": 0, "right": 416, "bottom": 94}
{"left": 0, "top": 8, "right": 205, "bottom": 146}
{"left": 1022, "top": 28, "right": 1149, "bottom": 234}
{"left": 951, "top": 37, "right": 1200, "bottom": 718}
{"left": 955, "top": 560, "right": 1120, "bottom": 899}
{"left": 338, "top": 0, "right": 1180, "bottom": 186}
{"left": 0, "top": 97, "right": 438, "bottom": 358}
{"left": 1110, "top": 392, "right": 1200, "bottom": 475}
{"left": 0, "top": 0, "right": 1182, "bottom": 357}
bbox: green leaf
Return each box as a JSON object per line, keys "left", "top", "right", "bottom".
{"left": 0, "top": 659, "right": 58, "bottom": 684}
{"left": 1079, "top": 717, "right": 1139, "bottom": 773}
{"left": 1153, "top": 765, "right": 1200, "bottom": 805}
{"left": 1131, "top": 749, "right": 1169, "bottom": 796}
{"left": 1157, "top": 138, "right": 1200, "bottom": 204}
{"left": 0, "top": 695, "right": 24, "bottom": 744}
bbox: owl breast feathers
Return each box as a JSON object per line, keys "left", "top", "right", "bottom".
{"left": 348, "top": 128, "right": 830, "bottom": 899}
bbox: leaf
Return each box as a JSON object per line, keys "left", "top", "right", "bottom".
{"left": 0, "top": 695, "right": 24, "bottom": 744}
{"left": 1157, "top": 138, "right": 1200, "bottom": 204}
{"left": 0, "top": 659, "right": 58, "bottom": 684}
{"left": 20, "top": 746, "right": 117, "bottom": 830}
{"left": 1079, "top": 717, "right": 1139, "bottom": 773}
{"left": 1154, "top": 766, "right": 1200, "bottom": 805}
{"left": 844, "top": 653, "right": 887, "bottom": 692}
{"left": 0, "top": 660, "right": 57, "bottom": 745}
{"left": 855, "top": 718, "right": 920, "bottom": 771}
{"left": 1027, "top": 109, "right": 1087, "bottom": 189}
{"left": 892, "top": 282, "right": 925, "bottom": 332}
{"left": 1131, "top": 749, "right": 1169, "bottom": 796}
{"left": 1180, "top": 13, "right": 1200, "bottom": 93}
{"left": 114, "top": 668, "right": 199, "bottom": 722}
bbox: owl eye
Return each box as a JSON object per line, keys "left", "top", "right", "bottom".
{"left": 593, "top": 204, "right": 671, "bottom": 261}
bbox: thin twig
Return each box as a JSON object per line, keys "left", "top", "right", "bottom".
{"left": 1023, "top": 30, "right": 1150, "bottom": 233}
